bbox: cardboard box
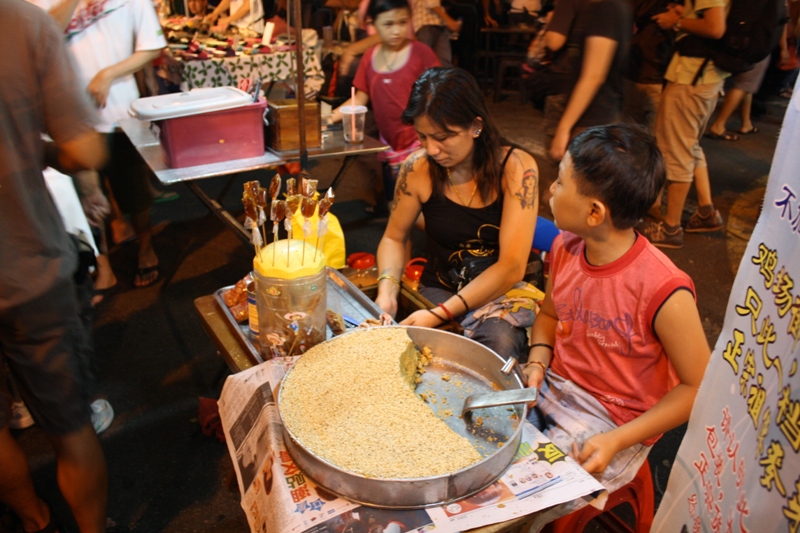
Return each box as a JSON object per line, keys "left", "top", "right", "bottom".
{"left": 267, "top": 99, "right": 321, "bottom": 151}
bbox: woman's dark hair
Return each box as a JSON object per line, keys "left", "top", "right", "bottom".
{"left": 367, "top": 0, "right": 411, "bottom": 21}
{"left": 567, "top": 124, "right": 666, "bottom": 230}
{"left": 401, "top": 67, "right": 506, "bottom": 202}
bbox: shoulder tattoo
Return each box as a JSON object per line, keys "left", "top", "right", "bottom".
{"left": 514, "top": 167, "right": 538, "bottom": 210}
{"left": 389, "top": 151, "right": 423, "bottom": 213}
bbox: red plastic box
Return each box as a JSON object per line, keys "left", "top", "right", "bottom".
{"left": 156, "top": 98, "right": 267, "bottom": 168}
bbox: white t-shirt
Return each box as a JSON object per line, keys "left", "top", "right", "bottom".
{"left": 31, "top": 0, "right": 167, "bottom": 132}
{"left": 230, "top": 0, "right": 264, "bottom": 33}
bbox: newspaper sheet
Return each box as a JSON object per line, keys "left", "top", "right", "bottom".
{"left": 218, "top": 358, "right": 605, "bottom": 533}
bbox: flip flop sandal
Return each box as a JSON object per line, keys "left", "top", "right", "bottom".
{"left": 134, "top": 265, "right": 160, "bottom": 288}
{"left": 91, "top": 284, "right": 118, "bottom": 307}
{"left": 704, "top": 131, "right": 739, "bottom": 141}
{"left": 154, "top": 190, "right": 180, "bottom": 203}
{"left": 738, "top": 127, "right": 759, "bottom": 135}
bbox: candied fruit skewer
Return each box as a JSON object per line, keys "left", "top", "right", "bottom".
{"left": 300, "top": 196, "right": 317, "bottom": 265}
{"left": 314, "top": 189, "right": 335, "bottom": 262}
{"left": 256, "top": 187, "right": 268, "bottom": 247}
{"left": 268, "top": 175, "right": 282, "bottom": 245}
{"left": 271, "top": 200, "right": 285, "bottom": 267}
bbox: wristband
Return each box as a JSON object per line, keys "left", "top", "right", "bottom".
{"left": 455, "top": 293, "right": 470, "bottom": 313}
{"left": 438, "top": 303, "right": 455, "bottom": 321}
{"left": 530, "top": 343, "right": 554, "bottom": 352}
{"left": 426, "top": 308, "right": 445, "bottom": 323}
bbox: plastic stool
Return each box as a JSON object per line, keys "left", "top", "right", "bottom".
{"left": 493, "top": 58, "right": 527, "bottom": 103}
{"left": 544, "top": 461, "right": 655, "bottom": 533}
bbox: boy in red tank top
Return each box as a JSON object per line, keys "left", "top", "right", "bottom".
{"left": 522, "top": 124, "right": 711, "bottom": 513}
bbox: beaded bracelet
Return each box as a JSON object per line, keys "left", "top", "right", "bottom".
{"left": 526, "top": 360, "right": 548, "bottom": 373}
{"left": 455, "top": 293, "right": 470, "bottom": 313}
{"left": 377, "top": 274, "right": 401, "bottom": 288}
{"left": 438, "top": 303, "right": 455, "bottom": 321}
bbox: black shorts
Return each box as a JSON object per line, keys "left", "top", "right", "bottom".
{"left": 101, "top": 131, "right": 154, "bottom": 216}
{"left": 0, "top": 278, "right": 93, "bottom": 434}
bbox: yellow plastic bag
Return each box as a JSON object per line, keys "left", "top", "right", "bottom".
{"left": 290, "top": 207, "right": 346, "bottom": 269}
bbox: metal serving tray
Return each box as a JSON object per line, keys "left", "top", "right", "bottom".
{"left": 213, "top": 267, "right": 389, "bottom": 363}
{"left": 279, "top": 326, "right": 527, "bottom": 509}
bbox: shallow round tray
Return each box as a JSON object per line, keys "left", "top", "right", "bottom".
{"left": 278, "top": 325, "right": 527, "bottom": 509}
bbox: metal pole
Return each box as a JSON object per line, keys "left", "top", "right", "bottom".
{"left": 292, "top": 0, "right": 308, "bottom": 170}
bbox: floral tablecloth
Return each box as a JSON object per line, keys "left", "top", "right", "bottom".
{"left": 160, "top": 46, "right": 325, "bottom": 96}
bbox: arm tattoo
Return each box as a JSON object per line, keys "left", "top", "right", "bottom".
{"left": 514, "top": 167, "right": 538, "bottom": 210}
{"left": 389, "top": 152, "right": 421, "bottom": 213}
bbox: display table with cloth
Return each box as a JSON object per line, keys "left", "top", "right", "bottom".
{"left": 159, "top": 46, "right": 325, "bottom": 94}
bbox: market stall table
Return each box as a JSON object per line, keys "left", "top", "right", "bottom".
{"left": 118, "top": 118, "right": 387, "bottom": 246}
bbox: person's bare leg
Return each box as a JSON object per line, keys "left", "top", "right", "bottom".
{"left": 131, "top": 209, "right": 158, "bottom": 287}
{"left": 693, "top": 165, "right": 714, "bottom": 209}
{"left": 106, "top": 180, "right": 134, "bottom": 246}
{"left": 92, "top": 227, "right": 117, "bottom": 306}
{"left": 664, "top": 181, "right": 692, "bottom": 228}
{"left": 0, "top": 427, "right": 51, "bottom": 532}
{"left": 739, "top": 92, "right": 755, "bottom": 133}
{"left": 648, "top": 189, "right": 664, "bottom": 219}
{"left": 708, "top": 88, "right": 746, "bottom": 137}
{"left": 50, "top": 424, "right": 107, "bottom": 533}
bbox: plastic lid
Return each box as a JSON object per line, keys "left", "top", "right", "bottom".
{"left": 340, "top": 105, "right": 368, "bottom": 114}
{"left": 129, "top": 87, "right": 253, "bottom": 121}
{"left": 254, "top": 239, "right": 326, "bottom": 279}
{"left": 347, "top": 251, "right": 375, "bottom": 270}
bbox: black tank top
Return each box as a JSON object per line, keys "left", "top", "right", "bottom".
{"left": 420, "top": 148, "right": 514, "bottom": 290}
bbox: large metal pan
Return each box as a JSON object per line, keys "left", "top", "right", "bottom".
{"left": 278, "top": 325, "right": 528, "bottom": 508}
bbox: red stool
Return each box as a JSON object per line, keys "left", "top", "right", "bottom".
{"left": 544, "top": 460, "right": 655, "bottom": 533}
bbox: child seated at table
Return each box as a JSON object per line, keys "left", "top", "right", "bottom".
{"left": 522, "top": 123, "right": 710, "bottom": 522}
{"left": 330, "top": 0, "right": 440, "bottom": 208}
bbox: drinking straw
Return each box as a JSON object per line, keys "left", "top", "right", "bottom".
{"left": 349, "top": 88, "right": 356, "bottom": 138}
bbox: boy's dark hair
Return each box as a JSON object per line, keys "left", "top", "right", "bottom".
{"left": 567, "top": 124, "right": 666, "bottom": 230}
{"left": 367, "top": 0, "right": 410, "bottom": 21}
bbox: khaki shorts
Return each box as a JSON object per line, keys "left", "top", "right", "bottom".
{"left": 655, "top": 80, "right": 723, "bottom": 183}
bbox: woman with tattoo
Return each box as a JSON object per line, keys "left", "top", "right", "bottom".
{"left": 375, "top": 67, "right": 541, "bottom": 362}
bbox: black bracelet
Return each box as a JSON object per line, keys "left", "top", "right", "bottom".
{"left": 455, "top": 293, "right": 470, "bottom": 313}
{"left": 530, "top": 343, "right": 554, "bottom": 351}
{"left": 426, "top": 308, "right": 445, "bottom": 323}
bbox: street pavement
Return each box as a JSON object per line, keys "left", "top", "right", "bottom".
{"left": 7, "top": 93, "right": 789, "bottom": 533}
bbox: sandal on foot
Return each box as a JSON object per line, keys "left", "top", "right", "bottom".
{"left": 704, "top": 130, "right": 739, "bottom": 141}
{"left": 154, "top": 190, "right": 179, "bottom": 203}
{"left": 91, "top": 284, "right": 118, "bottom": 307}
{"left": 134, "top": 265, "right": 159, "bottom": 288}
{"left": 738, "top": 126, "right": 759, "bottom": 135}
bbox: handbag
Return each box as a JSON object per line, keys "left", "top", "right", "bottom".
{"left": 447, "top": 252, "right": 544, "bottom": 292}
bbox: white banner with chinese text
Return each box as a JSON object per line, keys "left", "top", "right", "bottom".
{"left": 653, "top": 84, "right": 800, "bottom": 532}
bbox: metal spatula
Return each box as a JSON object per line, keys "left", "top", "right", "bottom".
{"left": 461, "top": 387, "right": 539, "bottom": 418}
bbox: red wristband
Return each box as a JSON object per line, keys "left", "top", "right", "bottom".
{"left": 438, "top": 303, "right": 455, "bottom": 321}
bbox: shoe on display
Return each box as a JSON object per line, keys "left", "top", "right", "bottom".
{"left": 10, "top": 401, "right": 35, "bottom": 429}
{"left": 685, "top": 208, "right": 724, "bottom": 233}
{"left": 91, "top": 399, "right": 114, "bottom": 434}
{"left": 641, "top": 221, "right": 685, "bottom": 249}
